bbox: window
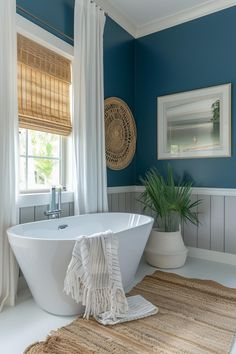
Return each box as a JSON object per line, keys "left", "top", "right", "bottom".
{"left": 19, "top": 129, "right": 65, "bottom": 192}
{"left": 17, "top": 34, "right": 72, "bottom": 192}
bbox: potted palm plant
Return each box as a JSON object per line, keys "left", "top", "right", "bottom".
{"left": 139, "top": 166, "right": 200, "bottom": 268}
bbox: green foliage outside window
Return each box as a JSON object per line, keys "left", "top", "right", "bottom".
{"left": 31, "top": 131, "right": 58, "bottom": 185}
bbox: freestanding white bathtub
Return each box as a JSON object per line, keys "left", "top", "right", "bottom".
{"left": 7, "top": 212, "right": 153, "bottom": 316}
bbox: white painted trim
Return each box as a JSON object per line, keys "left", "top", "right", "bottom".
{"left": 96, "top": 0, "right": 236, "bottom": 39}
{"left": 18, "top": 185, "right": 236, "bottom": 208}
{"left": 157, "top": 84, "right": 231, "bottom": 160}
{"left": 16, "top": 14, "right": 74, "bottom": 59}
{"left": 96, "top": 0, "right": 136, "bottom": 38}
{"left": 18, "top": 191, "right": 74, "bottom": 208}
{"left": 108, "top": 185, "right": 236, "bottom": 196}
{"left": 188, "top": 247, "right": 236, "bottom": 266}
{"left": 134, "top": 185, "right": 145, "bottom": 193}
{"left": 19, "top": 187, "right": 135, "bottom": 208}
{"left": 107, "top": 186, "right": 137, "bottom": 194}
{"left": 16, "top": 14, "right": 74, "bottom": 207}
{"left": 107, "top": 185, "right": 236, "bottom": 196}
{"left": 136, "top": 0, "right": 236, "bottom": 38}
{"left": 191, "top": 187, "right": 236, "bottom": 196}
{"left": 16, "top": 0, "right": 236, "bottom": 41}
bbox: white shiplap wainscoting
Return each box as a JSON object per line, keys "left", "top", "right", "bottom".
{"left": 107, "top": 186, "right": 236, "bottom": 260}
{"left": 19, "top": 186, "right": 236, "bottom": 261}
{"left": 19, "top": 203, "right": 74, "bottom": 224}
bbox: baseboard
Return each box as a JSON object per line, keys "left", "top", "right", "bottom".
{"left": 188, "top": 247, "right": 236, "bottom": 266}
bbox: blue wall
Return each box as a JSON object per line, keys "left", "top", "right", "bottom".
{"left": 16, "top": 0, "right": 74, "bottom": 44}
{"left": 104, "top": 18, "right": 136, "bottom": 186}
{"left": 135, "top": 7, "right": 236, "bottom": 188}
{"left": 16, "top": 0, "right": 136, "bottom": 187}
{"left": 16, "top": 2, "right": 236, "bottom": 188}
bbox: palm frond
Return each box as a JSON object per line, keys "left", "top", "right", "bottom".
{"left": 139, "top": 166, "right": 201, "bottom": 232}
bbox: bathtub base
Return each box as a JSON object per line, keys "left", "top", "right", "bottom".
{"left": 8, "top": 213, "right": 153, "bottom": 316}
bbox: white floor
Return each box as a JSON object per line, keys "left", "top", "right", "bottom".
{"left": 1, "top": 257, "right": 236, "bottom": 354}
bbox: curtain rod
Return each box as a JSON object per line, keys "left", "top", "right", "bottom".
{"left": 16, "top": 4, "right": 74, "bottom": 42}
{"left": 16, "top": 3, "right": 109, "bottom": 43}
{"left": 90, "top": 0, "right": 108, "bottom": 16}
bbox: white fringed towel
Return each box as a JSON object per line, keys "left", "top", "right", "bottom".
{"left": 95, "top": 295, "right": 158, "bottom": 325}
{"left": 64, "top": 230, "right": 158, "bottom": 324}
{"left": 64, "top": 230, "right": 128, "bottom": 320}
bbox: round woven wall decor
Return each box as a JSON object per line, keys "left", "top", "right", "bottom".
{"left": 104, "top": 97, "right": 137, "bottom": 170}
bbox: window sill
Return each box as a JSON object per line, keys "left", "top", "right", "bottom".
{"left": 18, "top": 191, "right": 74, "bottom": 208}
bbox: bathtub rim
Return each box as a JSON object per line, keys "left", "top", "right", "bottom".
{"left": 7, "top": 212, "right": 154, "bottom": 241}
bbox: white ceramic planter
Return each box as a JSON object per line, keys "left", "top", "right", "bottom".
{"left": 144, "top": 229, "right": 188, "bottom": 269}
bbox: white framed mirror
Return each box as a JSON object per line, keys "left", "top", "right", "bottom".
{"left": 157, "top": 83, "right": 231, "bottom": 160}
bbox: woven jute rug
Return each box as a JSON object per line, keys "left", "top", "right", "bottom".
{"left": 24, "top": 271, "right": 236, "bottom": 354}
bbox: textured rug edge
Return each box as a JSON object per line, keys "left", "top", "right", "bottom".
{"left": 24, "top": 270, "right": 236, "bottom": 354}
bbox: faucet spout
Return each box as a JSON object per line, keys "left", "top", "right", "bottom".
{"left": 57, "top": 187, "right": 62, "bottom": 212}
{"left": 50, "top": 186, "right": 56, "bottom": 211}
{"left": 45, "top": 186, "right": 62, "bottom": 219}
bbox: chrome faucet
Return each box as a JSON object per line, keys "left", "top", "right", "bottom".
{"left": 45, "top": 186, "right": 62, "bottom": 219}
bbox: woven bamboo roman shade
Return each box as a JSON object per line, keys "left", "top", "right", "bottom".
{"left": 17, "top": 34, "right": 72, "bottom": 136}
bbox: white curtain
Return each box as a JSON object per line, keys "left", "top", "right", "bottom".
{"left": 0, "top": 0, "right": 19, "bottom": 311}
{"left": 72, "top": 0, "right": 108, "bottom": 215}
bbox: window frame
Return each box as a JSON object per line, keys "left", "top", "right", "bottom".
{"left": 16, "top": 14, "right": 73, "bottom": 195}
{"left": 19, "top": 129, "right": 67, "bottom": 194}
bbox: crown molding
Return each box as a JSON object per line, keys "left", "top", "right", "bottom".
{"left": 96, "top": 0, "right": 236, "bottom": 39}
{"left": 135, "top": 0, "right": 236, "bottom": 38}
{"left": 95, "top": 0, "right": 137, "bottom": 38}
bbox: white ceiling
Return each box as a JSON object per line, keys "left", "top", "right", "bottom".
{"left": 108, "top": 0, "right": 216, "bottom": 27}
{"left": 96, "top": 0, "right": 236, "bottom": 37}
